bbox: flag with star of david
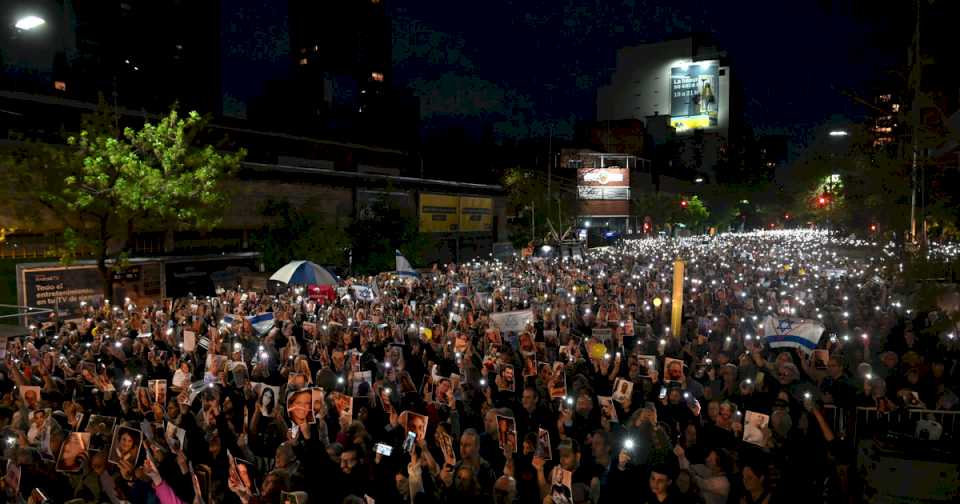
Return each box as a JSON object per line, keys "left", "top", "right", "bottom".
{"left": 760, "top": 316, "right": 824, "bottom": 353}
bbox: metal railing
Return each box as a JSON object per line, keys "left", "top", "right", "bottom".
{"left": 822, "top": 405, "right": 960, "bottom": 442}
{"left": 0, "top": 304, "right": 54, "bottom": 328}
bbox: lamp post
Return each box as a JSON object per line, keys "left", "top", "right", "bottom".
{"left": 14, "top": 15, "right": 45, "bottom": 31}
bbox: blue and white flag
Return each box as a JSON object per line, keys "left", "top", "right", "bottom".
{"left": 351, "top": 285, "right": 379, "bottom": 303}
{"left": 223, "top": 313, "right": 275, "bottom": 336}
{"left": 249, "top": 312, "right": 275, "bottom": 335}
{"left": 396, "top": 250, "right": 419, "bottom": 278}
{"left": 761, "top": 316, "right": 824, "bottom": 353}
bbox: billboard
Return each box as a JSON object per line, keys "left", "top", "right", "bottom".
{"left": 419, "top": 194, "right": 460, "bottom": 233}
{"left": 577, "top": 168, "right": 630, "bottom": 200}
{"left": 459, "top": 197, "right": 493, "bottom": 232}
{"left": 17, "top": 264, "right": 162, "bottom": 316}
{"left": 670, "top": 60, "right": 719, "bottom": 132}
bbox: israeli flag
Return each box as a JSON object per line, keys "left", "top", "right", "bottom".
{"left": 761, "top": 316, "right": 824, "bottom": 353}
{"left": 351, "top": 285, "right": 379, "bottom": 302}
{"left": 248, "top": 312, "right": 275, "bottom": 336}
{"left": 396, "top": 250, "right": 419, "bottom": 278}
{"left": 223, "top": 312, "right": 274, "bottom": 336}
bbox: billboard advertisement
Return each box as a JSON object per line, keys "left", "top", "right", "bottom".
{"left": 17, "top": 263, "right": 162, "bottom": 317}
{"left": 670, "top": 60, "right": 719, "bottom": 132}
{"left": 459, "top": 197, "right": 493, "bottom": 232}
{"left": 419, "top": 194, "right": 460, "bottom": 233}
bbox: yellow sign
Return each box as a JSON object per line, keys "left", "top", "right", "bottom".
{"left": 419, "top": 194, "right": 460, "bottom": 233}
{"left": 671, "top": 259, "right": 685, "bottom": 338}
{"left": 459, "top": 197, "right": 493, "bottom": 232}
{"left": 670, "top": 115, "right": 713, "bottom": 131}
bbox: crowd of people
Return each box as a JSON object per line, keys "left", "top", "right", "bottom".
{"left": 1, "top": 230, "right": 958, "bottom": 504}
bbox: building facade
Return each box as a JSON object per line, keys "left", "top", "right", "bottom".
{"left": 596, "top": 36, "right": 736, "bottom": 181}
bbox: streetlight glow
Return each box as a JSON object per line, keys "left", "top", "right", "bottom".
{"left": 15, "top": 15, "right": 46, "bottom": 30}
{"left": 829, "top": 130, "right": 849, "bottom": 137}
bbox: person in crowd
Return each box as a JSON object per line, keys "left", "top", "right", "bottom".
{"left": 1, "top": 231, "right": 958, "bottom": 503}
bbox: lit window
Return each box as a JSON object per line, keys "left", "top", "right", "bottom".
{"left": 891, "top": 104, "right": 900, "bottom": 112}
{"left": 371, "top": 72, "right": 384, "bottom": 82}
{"left": 299, "top": 58, "right": 308, "bottom": 65}
{"left": 54, "top": 80, "right": 66, "bottom": 91}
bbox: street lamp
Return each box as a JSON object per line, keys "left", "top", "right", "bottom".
{"left": 694, "top": 177, "right": 704, "bottom": 184}
{"left": 828, "top": 130, "right": 849, "bottom": 137}
{"left": 14, "top": 15, "right": 45, "bottom": 31}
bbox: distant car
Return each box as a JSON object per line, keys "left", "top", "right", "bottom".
{"left": 586, "top": 228, "right": 621, "bottom": 248}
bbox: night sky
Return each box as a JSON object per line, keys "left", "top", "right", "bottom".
{"left": 385, "top": 0, "right": 902, "bottom": 141}
{"left": 219, "top": 0, "right": 902, "bottom": 142}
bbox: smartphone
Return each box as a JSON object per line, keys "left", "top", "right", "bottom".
{"left": 659, "top": 386, "right": 667, "bottom": 400}
{"left": 402, "top": 431, "right": 417, "bottom": 453}
{"left": 375, "top": 443, "right": 393, "bottom": 456}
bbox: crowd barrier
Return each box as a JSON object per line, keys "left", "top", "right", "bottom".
{"left": 821, "top": 405, "right": 959, "bottom": 442}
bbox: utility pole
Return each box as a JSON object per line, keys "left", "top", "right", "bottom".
{"left": 909, "top": 0, "right": 921, "bottom": 244}
{"left": 531, "top": 202, "right": 535, "bottom": 243}
{"left": 547, "top": 124, "right": 553, "bottom": 222}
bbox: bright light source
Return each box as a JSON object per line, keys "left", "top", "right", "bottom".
{"left": 624, "top": 439, "right": 635, "bottom": 450}
{"left": 694, "top": 177, "right": 704, "bottom": 183}
{"left": 829, "top": 130, "right": 849, "bottom": 137}
{"left": 15, "top": 15, "right": 45, "bottom": 30}
{"left": 584, "top": 220, "right": 591, "bottom": 228}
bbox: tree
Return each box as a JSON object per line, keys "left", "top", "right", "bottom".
{"left": 348, "top": 196, "right": 428, "bottom": 276}
{"left": 502, "top": 166, "right": 577, "bottom": 246}
{"left": 2, "top": 106, "right": 244, "bottom": 300}
{"left": 251, "top": 199, "right": 351, "bottom": 272}
{"left": 677, "top": 195, "right": 710, "bottom": 232}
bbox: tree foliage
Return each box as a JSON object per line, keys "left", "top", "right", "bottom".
{"left": 503, "top": 166, "right": 577, "bottom": 245}
{"left": 348, "top": 197, "right": 429, "bottom": 276}
{"left": 2, "top": 106, "right": 244, "bottom": 298}
{"left": 251, "top": 199, "right": 351, "bottom": 272}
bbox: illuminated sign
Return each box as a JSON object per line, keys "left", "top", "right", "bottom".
{"left": 582, "top": 169, "right": 624, "bottom": 185}
{"left": 670, "top": 61, "right": 719, "bottom": 132}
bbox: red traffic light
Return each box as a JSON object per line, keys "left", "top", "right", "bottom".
{"left": 869, "top": 224, "right": 878, "bottom": 232}
{"left": 817, "top": 196, "right": 827, "bottom": 206}
{"left": 680, "top": 200, "right": 688, "bottom": 208}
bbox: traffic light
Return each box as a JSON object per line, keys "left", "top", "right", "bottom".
{"left": 817, "top": 196, "right": 827, "bottom": 206}
{"left": 869, "top": 224, "right": 878, "bottom": 232}
{"left": 680, "top": 199, "right": 688, "bottom": 208}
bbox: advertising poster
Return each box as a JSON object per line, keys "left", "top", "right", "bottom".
{"left": 419, "top": 194, "right": 460, "bottom": 233}
{"left": 670, "top": 60, "right": 719, "bottom": 131}
{"left": 459, "top": 197, "right": 493, "bottom": 232}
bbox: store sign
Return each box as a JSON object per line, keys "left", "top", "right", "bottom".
{"left": 582, "top": 169, "right": 625, "bottom": 185}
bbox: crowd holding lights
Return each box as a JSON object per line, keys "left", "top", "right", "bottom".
{"left": 3, "top": 230, "right": 958, "bottom": 503}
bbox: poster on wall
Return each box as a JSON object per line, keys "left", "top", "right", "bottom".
{"left": 419, "top": 194, "right": 460, "bottom": 233}
{"left": 459, "top": 197, "right": 493, "bottom": 232}
{"left": 670, "top": 60, "right": 719, "bottom": 132}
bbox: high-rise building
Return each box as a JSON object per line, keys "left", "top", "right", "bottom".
{"left": 284, "top": 0, "right": 391, "bottom": 125}
{"left": 1, "top": 0, "right": 222, "bottom": 114}
{"left": 596, "top": 35, "right": 740, "bottom": 181}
